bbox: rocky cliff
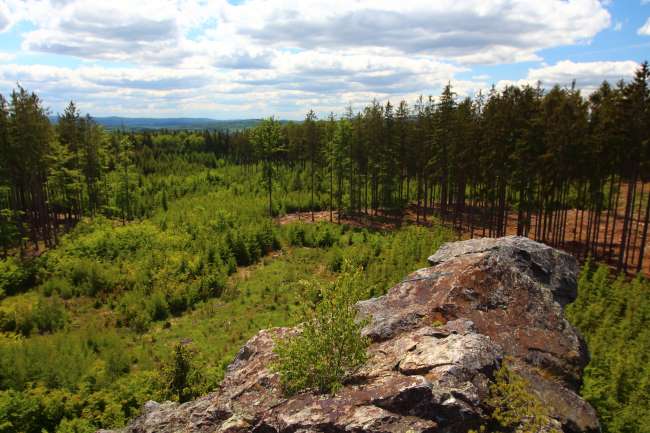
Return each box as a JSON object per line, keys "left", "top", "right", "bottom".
{"left": 104, "top": 236, "right": 599, "bottom": 433}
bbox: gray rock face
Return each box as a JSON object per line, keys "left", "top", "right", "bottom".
{"left": 106, "top": 236, "right": 599, "bottom": 433}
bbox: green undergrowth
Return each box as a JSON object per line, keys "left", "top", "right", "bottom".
{"left": 566, "top": 264, "right": 650, "bottom": 433}
{"left": 0, "top": 161, "right": 455, "bottom": 433}
{"left": 0, "top": 209, "right": 454, "bottom": 433}
{"left": 1, "top": 157, "right": 648, "bottom": 433}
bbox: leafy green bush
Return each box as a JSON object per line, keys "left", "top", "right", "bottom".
{"left": 147, "top": 290, "right": 170, "bottom": 321}
{"left": 55, "top": 418, "right": 95, "bottom": 433}
{"left": 468, "top": 360, "right": 561, "bottom": 433}
{"left": 32, "top": 296, "right": 67, "bottom": 334}
{"left": 40, "top": 277, "right": 75, "bottom": 298}
{"left": 0, "top": 295, "right": 66, "bottom": 335}
{"left": 161, "top": 343, "right": 206, "bottom": 403}
{"left": 272, "top": 263, "right": 369, "bottom": 395}
{"left": 67, "top": 259, "right": 121, "bottom": 297}
{"left": 283, "top": 222, "right": 343, "bottom": 248}
{"left": 0, "top": 257, "right": 36, "bottom": 298}
{"left": 486, "top": 360, "right": 561, "bottom": 433}
{"left": 117, "top": 290, "right": 154, "bottom": 332}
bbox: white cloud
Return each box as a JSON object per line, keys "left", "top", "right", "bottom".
{"left": 0, "top": 60, "right": 484, "bottom": 118}
{"left": 639, "top": 17, "right": 650, "bottom": 35}
{"left": 219, "top": 0, "right": 610, "bottom": 65}
{"left": 17, "top": 0, "right": 194, "bottom": 65}
{"left": 7, "top": 0, "right": 611, "bottom": 66}
{"left": 0, "top": 2, "right": 11, "bottom": 32}
{"left": 0, "top": 0, "right": 621, "bottom": 117}
{"left": 613, "top": 21, "right": 622, "bottom": 31}
{"left": 498, "top": 60, "right": 639, "bottom": 94}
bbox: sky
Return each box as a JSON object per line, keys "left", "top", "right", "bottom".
{"left": 0, "top": 0, "right": 649, "bottom": 120}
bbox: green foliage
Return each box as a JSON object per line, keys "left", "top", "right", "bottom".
{"left": 161, "top": 343, "right": 206, "bottom": 403}
{"left": 0, "top": 294, "right": 66, "bottom": 336}
{"left": 567, "top": 264, "right": 650, "bottom": 433}
{"left": 284, "top": 222, "right": 341, "bottom": 248}
{"left": 486, "top": 360, "right": 561, "bottom": 433}
{"left": 272, "top": 263, "right": 370, "bottom": 395}
{"left": 0, "top": 387, "right": 66, "bottom": 433}
{"left": 31, "top": 296, "right": 67, "bottom": 334}
{"left": 0, "top": 257, "right": 35, "bottom": 298}
{"left": 0, "top": 158, "right": 454, "bottom": 433}
{"left": 0, "top": 208, "right": 21, "bottom": 256}
{"left": 55, "top": 418, "right": 95, "bottom": 433}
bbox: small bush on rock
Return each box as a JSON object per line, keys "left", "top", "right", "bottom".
{"left": 470, "top": 359, "right": 561, "bottom": 433}
{"left": 161, "top": 342, "right": 206, "bottom": 403}
{"left": 272, "top": 262, "right": 369, "bottom": 395}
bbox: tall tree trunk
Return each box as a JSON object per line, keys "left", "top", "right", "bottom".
{"left": 619, "top": 176, "right": 637, "bottom": 271}
{"left": 636, "top": 182, "right": 650, "bottom": 273}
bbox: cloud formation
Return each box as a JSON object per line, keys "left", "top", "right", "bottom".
{"left": 0, "top": 2, "right": 11, "bottom": 32}
{"left": 639, "top": 17, "right": 650, "bottom": 35}
{"left": 0, "top": 0, "right": 641, "bottom": 118}
{"left": 528, "top": 60, "right": 639, "bottom": 88}
{"left": 232, "top": 0, "right": 610, "bottom": 64}
{"left": 10, "top": 0, "right": 612, "bottom": 66}
{"left": 498, "top": 60, "right": 639, "bottom": 95}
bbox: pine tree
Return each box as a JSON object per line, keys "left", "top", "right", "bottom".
{"left": 304, "top": 110, "right": 319, "bottom": 221}
{"left": 251, "top": 117, "right": 284, "bottom": 217}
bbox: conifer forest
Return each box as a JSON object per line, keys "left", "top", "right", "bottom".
{"left": 2, "top": 63, "right": 649, "bottom": 273}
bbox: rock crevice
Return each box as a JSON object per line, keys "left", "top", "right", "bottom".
{"left": 106, "top": 236, "right": 599, "bottom": 433}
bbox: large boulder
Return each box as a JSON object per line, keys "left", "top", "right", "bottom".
{"left": 107, "top": 236, "right": 599, "bottom": 433}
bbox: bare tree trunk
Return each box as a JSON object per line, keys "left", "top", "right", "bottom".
{"left": 636, "top": 182, "right": 650, "bottom": 273}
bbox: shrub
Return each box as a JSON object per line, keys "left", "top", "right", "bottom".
{"left": 67, "top": 259, "right": 120, "bottom": 297}
{"left": 32, "top": 296, "right": 67, "bottom": 334}
{"left": 167, "top": 287, "right": 188, "bottom": 316}
{"left": 0, "top": 257, "right": 36, "bottom": 298}
{"left": 0, "top": 308, "right": 16, "bottom": 333}
{"left": 0, "top": 295, "right": 66, "bottom": 336}
{"left": 272, "top": 262, "right": 369, "bottom": 395}
{"left": 286, "top": 224, "right": 306, "bottom": 246}
{"left": 484, "top": 359, "right": 561, "bottom": 433}
{"left": 14, "top": 304, "right": 35, "bottom": 336}
{"left": 161, "top": 343, "right": 206, "bottom": 403}
{"left": 326, "top": 247, "right": 343, "bottom": 272}
{"left": 198, "top": 269, "right": 227, "bottom": 299}
{"left": 104, "top": 347, "right": 131, "bottom": 380}
{"left": 40, "top": 277, "right": 75, "bottom": 298}
{"left": 147, "top": 290, "right": 169, "bottom": 321}
{"left": 117, "top": 292, "right": 152, "bottom": 332}
{"left": 55, "top": 418, "right": 95, "bottom": 433}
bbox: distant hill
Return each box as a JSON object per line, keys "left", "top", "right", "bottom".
{"left": 48, "top": 116, "right": 265, "bottom": 131}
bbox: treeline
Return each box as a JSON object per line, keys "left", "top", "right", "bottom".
{"left": 236, "top": 62, "right": 650, "bottom": 273}
{"left": 0, "top": 89, "right": 224, "bottom": 255}
{"left": 0, "top": 89, "right": 124, "bottom": 252}
{"left": 2, "top": 63, "right": 649, "bottom": 272}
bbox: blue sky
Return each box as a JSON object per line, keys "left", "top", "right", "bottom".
{"left": 0, "top": 0, "right": 649, "bottom": 119}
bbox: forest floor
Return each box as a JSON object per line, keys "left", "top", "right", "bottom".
{"left": 277, "top": 198, "right": 650, "bottom": 276}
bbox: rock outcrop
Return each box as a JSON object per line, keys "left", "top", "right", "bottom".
{"left": 106, "top": 236, "right": 599, "bottom": 433}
